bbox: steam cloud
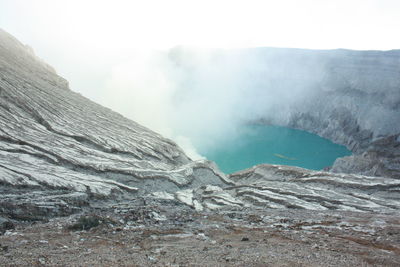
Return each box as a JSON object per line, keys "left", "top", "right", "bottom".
{"left": 98, "top": 47, "right": 328, "bottom": 160}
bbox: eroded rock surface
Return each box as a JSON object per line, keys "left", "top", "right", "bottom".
{"left": 153, "top": 164, "right": 400, "bottom": 213}
{"left": 0, "top": 29, "right": 230, "bottom": 220}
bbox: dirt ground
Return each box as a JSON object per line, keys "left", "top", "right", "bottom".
{"left": 1, "top": 201, "right": 399, "bottom": 266}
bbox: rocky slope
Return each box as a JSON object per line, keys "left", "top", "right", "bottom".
{"left": 153, "top": 164, "right": 400, "bottom": 213}
{"left": 0, "top": 28, "right": 399, "bottom": 230}
{"left": 2, "top": 202, "right": 400, "bottom": 266}
{"left": 0, "top": 29, "right": 230, "bottom": 222}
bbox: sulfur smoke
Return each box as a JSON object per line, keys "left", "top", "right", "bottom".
{"left": 97, "top": 47, "right": 323, "bottom": 159}
{"left": 97, "top": 46, "right": 400, "bottom": 160}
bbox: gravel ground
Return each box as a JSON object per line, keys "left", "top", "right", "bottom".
{"left": 1, "top": 200, "right": 399, "bottom": 266}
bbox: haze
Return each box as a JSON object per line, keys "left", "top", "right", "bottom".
{"left": 1, "top": 0, "right": 399, "bottom": 158}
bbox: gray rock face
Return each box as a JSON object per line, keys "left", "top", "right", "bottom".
{"left": 280, "top": 50, "right": 400, "bottom": 178}
{"left": 0, "top": 29, "right": 399, "bottom": 222}
{"left": 150, "top": 164, "right": 400, "bottom": 213}
{"left": 228, "top": 164, "right": 400, "bottom": 212}
{"left": 285, "top": 50, "right": 400, "bottom": 147}
{"left": 331, "top": 134, "right": 400, "bottom": 178}
{"left": 0, "top": 29, "right": 231, "bottom": 220}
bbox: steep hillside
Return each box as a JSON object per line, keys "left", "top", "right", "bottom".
{"left": 0, "top": 29, "right": 230, "bottom": 221}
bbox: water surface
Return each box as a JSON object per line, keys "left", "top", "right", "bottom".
{"left": 200, "top": 125, "right": 352, "bottom": 174}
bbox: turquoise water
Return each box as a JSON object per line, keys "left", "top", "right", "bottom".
{"left": 200, "top": 125, "right": 352, "bottom": 174}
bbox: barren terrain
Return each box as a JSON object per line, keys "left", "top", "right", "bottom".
{"left": 1, "top": 200, "right": 399, "bottom": 266}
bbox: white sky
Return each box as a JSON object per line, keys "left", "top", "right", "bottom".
{"left": 1, "top": 0, "right": 400, "bottom": 100}
{"left": 2, "top": 0, "right": 400, "bottom": 51}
